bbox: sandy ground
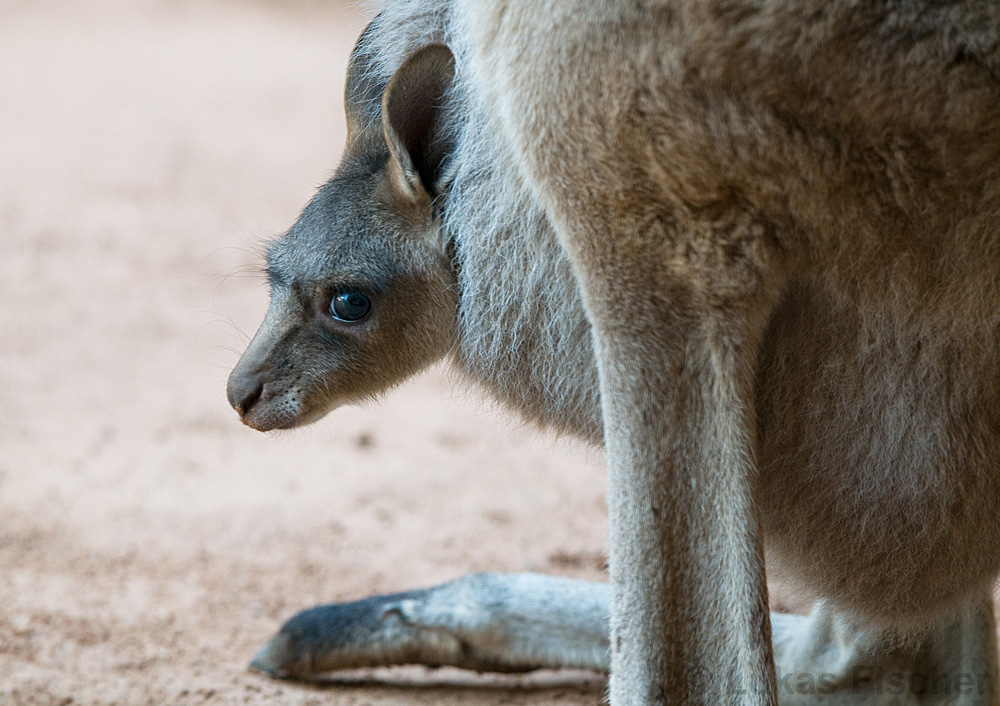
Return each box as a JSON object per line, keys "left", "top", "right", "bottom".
{"left": 0, "top": 2, "right": 814, "bottom": 705}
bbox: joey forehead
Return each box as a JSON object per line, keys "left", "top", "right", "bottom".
{"left": 265, "top": 178, "right": 403, "bottom": 290}
{"left": 266, "top": 230, "right": 399, "bottom": 292}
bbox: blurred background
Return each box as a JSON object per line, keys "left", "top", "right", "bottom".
{"left": 0, "top": 1, "right": 610, "bottom": 703}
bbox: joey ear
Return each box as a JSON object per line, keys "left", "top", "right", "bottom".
{"left": 345, "top": 15, "right": 386, "bottom": 140}
{"left": 381, "top": 44, "right": 456, "bottom": 201}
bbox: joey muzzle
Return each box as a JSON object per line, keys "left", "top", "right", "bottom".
{"left": 227, "top": 367, "right": 264, "bottom": 417}
{"left": 226, "top": 361, "right": 306, "bottom": 432}
{"left": 227, "top": 294, "right": 311, "bottom": 431}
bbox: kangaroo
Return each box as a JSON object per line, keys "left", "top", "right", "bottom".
{"left": 226, "top": 2, "right": 1000, "bottom": 704}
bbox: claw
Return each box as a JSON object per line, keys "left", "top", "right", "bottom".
{"left": 249, "top": 629, "right": 310, "bottom": 678}
{"left": 247, "top": 595, "right": 415, "bottom": 678}
{"left": 248, "top": 644, "right": 285, "bottom": 678}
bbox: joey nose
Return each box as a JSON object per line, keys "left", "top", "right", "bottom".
{"left": 227, "top": 368, "right": 264, "bottom": 416}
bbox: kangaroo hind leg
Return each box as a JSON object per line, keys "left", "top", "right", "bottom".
{"left": 249, "top": 572, "right": 611, "bottom": 677}
{"left": 771, "top": 596, "right": 999, "bottom": 706}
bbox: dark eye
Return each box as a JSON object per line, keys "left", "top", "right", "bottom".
{"left": 329, "top": 289, "right": 372, "bottom": 322}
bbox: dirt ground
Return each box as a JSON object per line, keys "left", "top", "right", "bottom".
{"left": 0, "top": 2, "right": 813, "bottom": 705}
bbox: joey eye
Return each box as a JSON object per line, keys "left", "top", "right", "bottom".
{"left": 330, "top": 289, "right": 372, "bottom": 322}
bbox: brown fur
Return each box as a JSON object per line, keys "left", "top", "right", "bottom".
{"left": 229, "top": 1, "right": 1000, "bottom": 703}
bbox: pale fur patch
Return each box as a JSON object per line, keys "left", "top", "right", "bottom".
{"left": 362, "top": 0, "right": 603, "bottom": 438}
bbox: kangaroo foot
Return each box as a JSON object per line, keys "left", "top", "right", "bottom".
{"left": 250, "top": 572, "right": 611, "bottom": 678}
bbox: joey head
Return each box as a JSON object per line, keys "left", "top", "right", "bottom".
{"left": 227, "top": 45, "right": 457, "bottom": 432}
